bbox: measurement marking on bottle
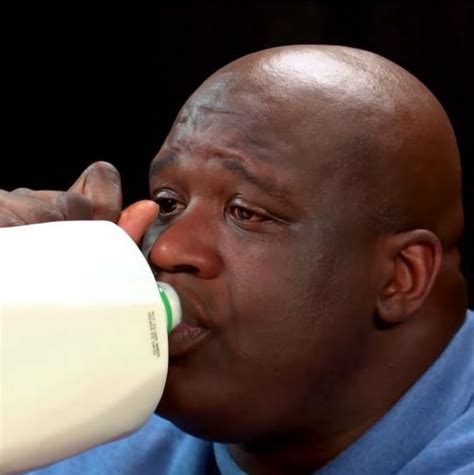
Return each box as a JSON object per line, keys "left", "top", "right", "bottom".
{"left": 147, "top": 311, "right": 160, "bottom": 357}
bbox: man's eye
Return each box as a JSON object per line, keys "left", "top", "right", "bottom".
{"left": 153, "top": 196, "right": 185, "bottom": 218}
{"left": 229, "top": 206, "right": 269, "bottom": 223}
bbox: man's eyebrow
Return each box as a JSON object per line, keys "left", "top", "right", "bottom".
{"left": 149, "top": 156, "right": 177, "bottom": 180}
{"left": 149, "top": 155, "right": 290, "bottom": 202}
{"left": 222, "top": 159, "right": 289, "bottom": 201}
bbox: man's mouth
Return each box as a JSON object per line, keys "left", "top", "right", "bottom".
{"left": 159, "top": 282, "right": 211, "bottom": 358}
{"left": 168, "top": 322, "right": 210, "bottom": 358}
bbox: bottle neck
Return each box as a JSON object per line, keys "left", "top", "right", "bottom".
{"left": 156, "top": 282, "right": 182, "bottom": 333}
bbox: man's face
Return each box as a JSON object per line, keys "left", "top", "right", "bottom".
{"left": 146, "top": 79, "right": 377, "bottom": 442}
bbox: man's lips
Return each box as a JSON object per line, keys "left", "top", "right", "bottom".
{"left": 168, "top": 322, "right": 210, "bottom": 358}
{"left": 158, "top": 282, "right": 212, "bottom": 358}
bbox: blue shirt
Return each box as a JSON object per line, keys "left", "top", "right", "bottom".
{"left": 27, "top": 310, "right": 474, "bottom": 474}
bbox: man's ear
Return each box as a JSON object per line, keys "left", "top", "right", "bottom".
{"left": 376, "top": 230, "right": 442, "bottom": 324}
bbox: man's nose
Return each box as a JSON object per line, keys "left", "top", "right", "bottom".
{"left": 148, "top": 211, "right": 223, "bottom": 279}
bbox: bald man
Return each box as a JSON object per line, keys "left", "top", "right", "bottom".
{"left": 3, "top": 45, "right": 472, "bottom": 474}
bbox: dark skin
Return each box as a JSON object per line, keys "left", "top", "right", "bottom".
{"left": 0, "top": 46, "right": 467, "bottom": 474}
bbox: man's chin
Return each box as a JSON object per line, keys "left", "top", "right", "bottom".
{"left": 154, "top": 399, "right": 255, "bottom": 443}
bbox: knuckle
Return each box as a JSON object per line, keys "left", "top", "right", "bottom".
{"left": 26, "top": 207, "right": 64, "bottom": 223}
{"left": 91, "top": 161, "right": 121, "bottom": 185}
{"left": 11, "top": 187, "right": 33, "bottom": 195}
{"left": 51, "top": 191, "right": 68, "bottom": 207}
{"left": 0, "top": 190, "right": 64, "bottom": 224}
{"left": 65, "top": 191, "right": 88, "bottom": 206}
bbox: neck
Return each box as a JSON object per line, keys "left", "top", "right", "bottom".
{"left": 228, "top": 291, "right": 467, "bottom": 474}
{"left": 228, "top": 417, "right": 383, "bottom": 475}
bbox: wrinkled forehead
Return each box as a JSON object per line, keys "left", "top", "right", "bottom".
{"left": 162, "top": 87, "right": 312, "bottom": 199}
{"left": 171, "top": 74, "right": 287, "bottom": 138}
{"left": 166, "top": 71, "right": 354, "bottom": 172}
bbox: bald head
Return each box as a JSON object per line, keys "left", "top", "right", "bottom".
{"left": 180, "top": 45, "right": 463, "bottom": 248}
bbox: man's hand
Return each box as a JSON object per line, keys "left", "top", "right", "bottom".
{"left": 0, "top": 161, "right": 122, "bottom": 226}
{"left": 118, "top": 200, "right": 160, "bottom": 244}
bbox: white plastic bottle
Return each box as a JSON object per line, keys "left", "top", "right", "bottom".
{"left": 0, "top": 220, "right": 181, "bottom": 475}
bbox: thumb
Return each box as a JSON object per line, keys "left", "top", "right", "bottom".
{"left": 118, "top": 200, "right": 159, "bottom": 244}
{"left": 69, "top": 161, "right": 122, "bottom": 221}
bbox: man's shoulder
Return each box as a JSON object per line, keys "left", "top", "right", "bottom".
{"left": 399, "top": 310, "right": 474, "bottom": 474}
{"left": 26, "top": 415, "right": 213, "bottom": 475}
{"left": 399, "top": 396, "right": 474, "bottom": 474}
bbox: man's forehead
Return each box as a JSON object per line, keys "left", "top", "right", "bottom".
{"left": 168, "top": 97, "right": 299, "bottom": 164}
{"left": 171, "top": 62, "right": 381, "bottom": 161}
{"left": 159, "top": 92, "right": 363, "bottom": 197}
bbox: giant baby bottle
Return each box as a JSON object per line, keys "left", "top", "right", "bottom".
{"left": 0, "top": 220, "right": 181, "bottom": 474}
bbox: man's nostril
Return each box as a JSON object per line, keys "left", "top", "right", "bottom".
{"left": 172, "top": 264, "right": 200, "bottom": 274}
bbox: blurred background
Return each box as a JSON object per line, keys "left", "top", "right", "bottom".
{"left": 3, "top": 2, "right": 473, "bottom": 304}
